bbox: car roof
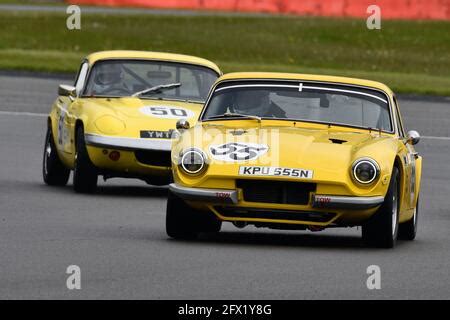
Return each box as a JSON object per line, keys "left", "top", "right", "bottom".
{"left": 217, "top": 72, "right": 393, "bottom": 96}
{"left": 85, "top": 50, "right": 222, "bottom": 75}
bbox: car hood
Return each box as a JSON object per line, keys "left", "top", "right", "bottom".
{"left": 80, "top": 97, "right": 203, "bottom": 136}
{"left": 174, "top": 123, "right": 399, "bottom": 181}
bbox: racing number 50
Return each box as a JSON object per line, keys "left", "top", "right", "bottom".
{"left": 150, "top": 107, "right": 187, "bottom": 117}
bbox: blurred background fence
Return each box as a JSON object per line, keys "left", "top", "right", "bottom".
{"left": 67, "top": 0, "right": 450, "bottom": 20}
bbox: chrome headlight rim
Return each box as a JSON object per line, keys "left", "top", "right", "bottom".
{"left": 351, "top": 157, "right": 380, "bottom": 185}
{"left": 179, "top": 147, "right": 208, "bottom": 175}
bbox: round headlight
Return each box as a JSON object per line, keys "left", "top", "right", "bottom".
{"left": 180, "top": 148, "right": 207, "bottom": 174}
{"left": 352, "top": 158, "right": 380, "bottom": 184}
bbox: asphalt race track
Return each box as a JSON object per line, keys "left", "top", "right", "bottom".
{"left": 0, "top": 73, "right": 449, "bottom": 299}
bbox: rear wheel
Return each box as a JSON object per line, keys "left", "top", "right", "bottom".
{"left": 42, "top": 125, "right": 70, "bottom": 186}
{"left": 166, "top": 190, "right": 221, "bottom": 240}
{"left": 73, "top": 126, "right": 98, "bottom": 193}
{"left": 398, "top": 198, "right": 419, "bottom": 240}
{"left": 362, "top": 167, "right": 400, "bottom": 248}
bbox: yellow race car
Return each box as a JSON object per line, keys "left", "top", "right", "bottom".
{"left": 168, "top": 72, "right": 422, "bottom": 248}
{"left": 42, "top": 50, "right": 221, "bottom": 193}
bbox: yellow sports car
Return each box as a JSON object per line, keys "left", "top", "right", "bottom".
{"left": 42, "top": 50, "right": 221, "bottom": 193}
{"left": 168, "top": 72, "right": 422, "bottom": 248}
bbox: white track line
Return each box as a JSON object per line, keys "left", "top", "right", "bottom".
{"left": 1, "top": 110, "right": 449, "bottom": 140}
{"left": 0, "top": 110, "right": 47, "bottom": 117}
{"left": 421, "top": 136, "right": 450, "bottom": 141}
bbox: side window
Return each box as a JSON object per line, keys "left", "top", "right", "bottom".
{"left": 393, "top": 96, "right": 405, "bottom": 137}
{"left": 74, "top": 62, "right": 89, "bottom": 96}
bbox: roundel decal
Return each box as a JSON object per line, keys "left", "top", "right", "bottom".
{"left": 140, "top": 106, "right": 194, "bottom": 119}
{"left": 209, "top": 142, "right": 269, "bottom": 162}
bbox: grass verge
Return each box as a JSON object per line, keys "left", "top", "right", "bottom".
{"left": 1, "top": 10, "right": 450, "bottom": 95}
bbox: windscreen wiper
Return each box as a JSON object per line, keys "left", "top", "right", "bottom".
{"left": 132, "top": 83, "right": 181, "bottom": 97}
{"left": 206, "top": 112, "right": 262, "bottom": 122}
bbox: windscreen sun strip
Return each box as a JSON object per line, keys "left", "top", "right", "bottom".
{"left": 214, "top": 83, "right": 388, "bottom": 104}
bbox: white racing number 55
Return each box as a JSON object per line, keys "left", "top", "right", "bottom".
{"left": 209, "top": 142, "right": 269, "bottom": 162}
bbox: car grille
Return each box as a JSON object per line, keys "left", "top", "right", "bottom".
{"left": 236, "top": 179, "right": 316, "bottom": 205}
{"left": 135, "top": 150, "right": 171, "bottom": 167}
{"left": 215, "top": 207, "right": 335, "bottom": 223}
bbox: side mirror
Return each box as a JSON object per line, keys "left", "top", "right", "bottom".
{"left": 406, "top": 130, "right": 420, "bottom": 145}
{"left": 58, "top": 84, "right": 76, "bottom": 98}
{"left": 176, "top": 119, "right": 190, "bottom": 131}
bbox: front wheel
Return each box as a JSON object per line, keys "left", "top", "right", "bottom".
{"left": 166, "top": 190, "right": 221, "bottom": 240}
{"left": 73, "top": 126, "right": 98, "bottom": 193}
{"left": 362, "top": 167, "right": 400, "bottom": 248}
{"left": 42, "top": 126, "right": 70, "bottom": 186}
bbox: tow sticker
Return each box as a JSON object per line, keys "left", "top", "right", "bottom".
{"left": 209, "top": 142, "right": 268, "bottom": 162}
{"left": 140, "top": 106, "right": 194, "bottom": 119}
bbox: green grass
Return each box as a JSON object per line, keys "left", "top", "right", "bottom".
{"left": 1, "top": 11, "right": 450, "bottom": 95}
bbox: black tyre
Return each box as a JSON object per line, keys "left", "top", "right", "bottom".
{"left": 147, "top": 176, "right": 172, "bottom": 186}
{"left": 362, "top": 167, "right": 400, "bottom": 248}
{"left": 42, "top": 125, "right": 70, "bottom": 186}
{"left": 73, "top": 126, "right": 98, "bottom": 193}
{"left": 166, "top": 190, "right": 222, "bottom": 240}
{"left": 398, "top": 197, "right": 419, "bottom": 240}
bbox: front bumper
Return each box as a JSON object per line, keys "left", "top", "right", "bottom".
{"left": 85, "top": 133, "right": 171, "bottom": 151}
{"left": 312, "top": 195, "right": 384, "bottom": 209}
{"left": 169, "top": 183, "right": 384, "bottom": 209}
{"left": 84, "top": 134, "right": 172, "bottom": 176}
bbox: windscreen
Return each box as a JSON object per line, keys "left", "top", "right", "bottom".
{"left": 202, "top": 81, "right": 392, "bottom": 132}
{"left": 83, "top": 59, "right": 219, "bottom": 101}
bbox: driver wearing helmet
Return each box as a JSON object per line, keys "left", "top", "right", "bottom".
{"left": 232, "top": 89, "right": 286, "bottom": 118}
{"left": 91, "top": 63, "right": 130, "bottom": 95}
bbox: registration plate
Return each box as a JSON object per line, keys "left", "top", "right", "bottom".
{"left": 239, "top": 166, "right": 313, "bottom": 179}
{"left": 140, "top": 130, "right": 174, "bottom": 139}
